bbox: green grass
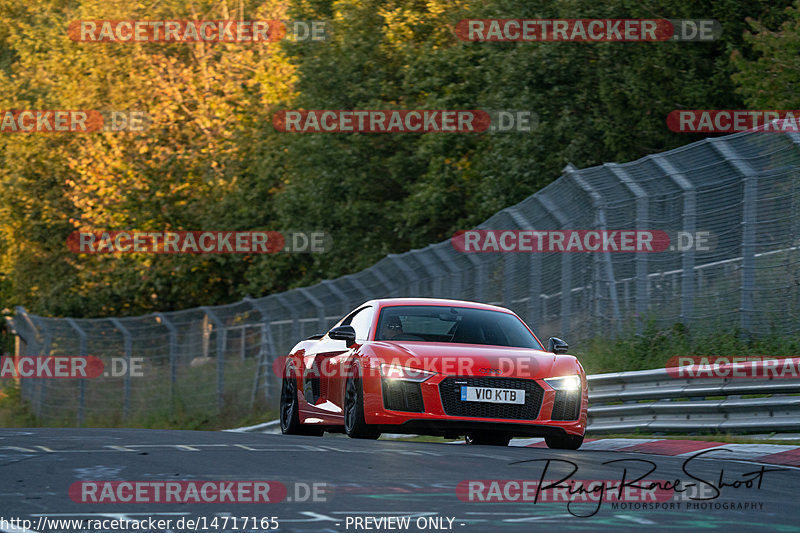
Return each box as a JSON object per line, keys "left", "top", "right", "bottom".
{"left": 0, "top": 385, "right": 37, "bottom": 427}
{"left": 575, "top": 320, "right": 800, "bottom": 375}
{"left": 0, "top": 358, "right": 278, "bottom": 431}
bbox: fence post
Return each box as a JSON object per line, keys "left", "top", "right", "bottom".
{"left": 504, "top": 207, "right": 539, "bottom": 314}
{"left": 653, "top": 154, "right": 696, "bottom": 326}
{"left": 341, "top": 275, "right": 372, "bottom": 305}
{"left": 410, "top": 248, "right": 446, "bottom": 298}
{"left": 708, "top": 139, "right": 757, "bottom": 335}
{"left": 386, "top": 254, "right": 418, "bottom": 297}
{"left": 10, "top": 309, "right": 49, "bottom": 418}
{"left": 245, "top": 297, "right": 280, "bottom": 406}
{"left": 298, "top": 287, "right": 328, "bottom": 334}
{"left": 3, "top": 316, "right": 22, "bottom": 375}
{"left": 431, "top": 244, "right": 462, "bottom": 299}
{"left": 457, "top": 252, "right": 484, "bottom": 302}
{"left": 273, "top": 294, "right": 300, "bottom": 343}
{"left": 200, "top": 307, "right": 226, "bottom": 410}
{"left": 533, "top": 195, "right": 571, "bottom": 337}
{"left": 154, "top": 312, "right": 178, "bottom": 416}
{"left": 109, "top": 318, "right": 132, "bottom": 421}
{"left": 14, "top": 307, "right": 42, "bottom": 409}
{"left": 365, "top": 264, "right": 397, "bottom": 299}
{"left": 322, "top": 279, "right": 352, "bottom": 318}
{"left": 35, "top": 318, "right": 52, "bottom": 419}
{"left": 607, "top": 163, "right": 649, "bottom": 333}
{"left": 568, "top": 165, "right": 623, "bottom": 335}
{"left": 496, "top": 206, "right": 544, "bottom": 328}
{"left": 65, "top": 318, "right": 87, "bottom": 427}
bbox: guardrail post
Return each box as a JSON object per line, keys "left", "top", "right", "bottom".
{"left": 708, "top": 139, "right": 757, "bottom": 335}
{"left": 66, "top": 318, "right": 87, "bottom": 427}
{"left": 200, "top": 307, "right": 226, "bottom": 410}
{"left": 154, "top": 312, "right": 178, "bottom": 416}
{"left": 653, "top": 154, "right": 696, "bottom": 326}
{"left": 109, "top": 318, "right": 132, "bottom": 421}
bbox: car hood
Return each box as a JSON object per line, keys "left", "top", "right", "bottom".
{"left": 368, "top": 341, "right": 580, "bottom": 379}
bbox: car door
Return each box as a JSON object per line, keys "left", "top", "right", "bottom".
{"left": 327, "top": 305, "right": 374, "bottom": 412}
{"left": 300, "top": 306, "right": 373, "bottom": 420}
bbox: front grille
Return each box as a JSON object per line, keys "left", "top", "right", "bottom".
{"left": 439, "top": 377, "right": 544, "bottom": 420}
{"left": 551, "top": 390, "right": 581, "bottom": 420}
{"left": 382, "top": 379, "right": 424, "bottom": 413}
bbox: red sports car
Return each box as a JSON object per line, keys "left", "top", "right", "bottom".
{"left": 279, "top": 298, "right": 587, "bottom": 449}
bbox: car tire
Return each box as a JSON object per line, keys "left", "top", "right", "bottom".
{"left": 344, "top": 370, "right": 381, "bottom": 440}
{"left": 544, "top": 433, "right": 584, "bottom": 450}
{"left": 280, "top": 364, "right": 324, "bottom": 436}
{"left": 465, "top": 432, "right": 511, "bottom": 446}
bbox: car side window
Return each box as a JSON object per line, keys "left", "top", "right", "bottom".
{"left": 347, "top": 307, "right": 373, "bottom": 341}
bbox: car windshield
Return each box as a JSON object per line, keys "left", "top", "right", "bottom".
{"left": 374, "top": 305, "right": 544, "bottom": 349}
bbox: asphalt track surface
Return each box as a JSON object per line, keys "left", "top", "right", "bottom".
{"left": 0, "top": 428, "right": 798, "bottom": 533}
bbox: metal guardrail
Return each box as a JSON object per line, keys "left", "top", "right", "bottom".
{"left": 587, "top": 358, "right": 800, "bottom": 434}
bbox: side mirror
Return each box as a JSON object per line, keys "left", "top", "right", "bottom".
{"left": 329, "top": 325, "right": 356, "bottom": 347}
{"left": 548, "top": 337, "right": 569, "bottom": 355}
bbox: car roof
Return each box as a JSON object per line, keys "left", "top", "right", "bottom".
{"left": 369, "top": 297, "right": 515, "bottom": 314}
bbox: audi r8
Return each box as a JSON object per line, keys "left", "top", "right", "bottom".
{"left": 279, "top": 298, "right": 587, "bottom": 448}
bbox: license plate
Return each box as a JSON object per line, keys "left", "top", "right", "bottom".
{"left": 460, "top": 386, "right": 525, "bottom": 404}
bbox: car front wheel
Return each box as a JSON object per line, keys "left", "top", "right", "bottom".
{"left": 344, "top": 371, "right": 381, "bottom": 440}
{"left": 280, "top": 365, "right": 323, "bottom": 436}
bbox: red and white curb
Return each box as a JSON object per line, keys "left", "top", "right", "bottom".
{"left": 509, "top": 437, "right": 800, "bottom": 467}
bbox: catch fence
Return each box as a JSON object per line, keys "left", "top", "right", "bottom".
{"left": 5, "top": 128, "right": 800, "bottom": 425}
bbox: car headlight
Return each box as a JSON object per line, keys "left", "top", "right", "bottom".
{"left": 544, "top": 375, "right": 581, "bottom": 391}
{"left": 380, "top": 364, "right": 436, "bottom": 382}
